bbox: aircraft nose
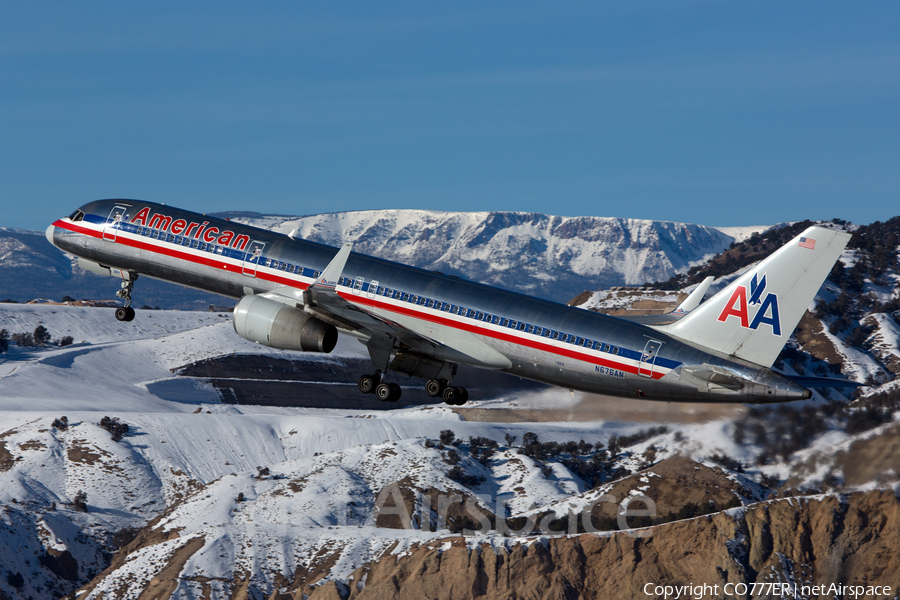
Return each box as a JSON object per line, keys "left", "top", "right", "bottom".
{"left": 45, "top": 223, "right": 57, "bottom": 247}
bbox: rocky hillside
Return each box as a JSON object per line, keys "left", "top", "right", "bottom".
{"left": 313, "top": 490, "right": 900, "bottom": 600}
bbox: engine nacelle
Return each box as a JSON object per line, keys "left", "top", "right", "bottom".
{"left": 233, "top": 295, "right": 337, "bottom": 353}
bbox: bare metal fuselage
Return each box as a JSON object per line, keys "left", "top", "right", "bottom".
{"left": 47, "top": 199, "right": 811, "bottom": 403}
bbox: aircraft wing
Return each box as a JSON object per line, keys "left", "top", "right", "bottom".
{"left": 264, "top": 244, "right": 512, "bottom": 371}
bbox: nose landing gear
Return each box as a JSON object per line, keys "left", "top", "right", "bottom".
{"left": 114, "top": 273, "right": 138, "bottom": 322}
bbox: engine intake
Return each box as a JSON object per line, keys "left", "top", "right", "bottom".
{"left": 233, "top": 295, "right": 337, "bottom": 353}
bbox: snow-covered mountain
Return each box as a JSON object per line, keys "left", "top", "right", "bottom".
{"left": 221, "top": 210, "right": 765, "bottom": 302}
{"left": 3, "top": 212, "right": 765, "bottom": 306}
{"left": 1, "top": 216, "right": 899, "bottom": 599}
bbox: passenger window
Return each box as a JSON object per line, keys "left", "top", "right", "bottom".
{"left": 510, "top": 321, "right": 518, "bottom": 329}
{"left": 544, "top": 329, "right": 552, "bottom": 338}
{"left": 477, "top": 312, "right": 484, "bottom": 320}
{"left": 501, "top": 318, "right": 509, "bottom": 327}
{"left": 526, "top": 325, "right": 534, "bottom": 334}
{"left": 613, "top": 347, "right": 619, "bottom": 355}
{"left": 419, "top": 297, "right": 427, "bottom": 306}
{"left": 492, "top": 316, "right": 501, "bottom": 324}
{"left": 443, "top": 304, "right": 451, "bottom": 312}
{"left": 518, "top": 322, "right": 526, "bottom": 331}
{"left": 553, "top": 332, "right": 561, "bottom": 340}
{"left": 534, "top": 327, "right": 542, "bottom": 336}
{"left": 427, "top": 299, "right": 435, "bottom": 308}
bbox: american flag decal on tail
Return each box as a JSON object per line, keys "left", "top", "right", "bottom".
{"left": 798, "top": 236, "right": 816, "bottom": 250}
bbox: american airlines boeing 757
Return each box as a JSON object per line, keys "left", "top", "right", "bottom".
{"left": 46, "top": 200, "right": 859, "bottom": 405}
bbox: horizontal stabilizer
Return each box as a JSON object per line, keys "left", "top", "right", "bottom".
{"left": 671, "top": 276, "right": 714, "bottom": 315}
{"left": 788, "top": 376, "right": 865, "bottom": 389}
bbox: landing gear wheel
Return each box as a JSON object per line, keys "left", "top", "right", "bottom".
{"left": 456, "top": 387, "right": 469, "bottom": 404}
{"left": 375, "top": 383, "right": 391, "bottom": 402}
{"left": 442, "top": 386, "right": 468, "bottom": 406}
{"left": 388, "top": 383, "right": 402, "bottom": 402}
{"left": 358, "top": 374, "right": 377, "bottom": 394}
{"left": 425, "top": 379, "right": 447, "bottom": 397}
{"left": 375, "top": 383, "right": 401, "bottom": 402}
{"left": 114, "top": 273, "right": 139, "bottom": 321}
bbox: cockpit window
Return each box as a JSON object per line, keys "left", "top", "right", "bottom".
{"left": 68, "top": 209, "right": 84, "bottom": 222}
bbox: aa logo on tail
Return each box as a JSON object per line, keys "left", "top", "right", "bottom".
{"left": 717, "top": 272, "right": 781, "bottom": 335}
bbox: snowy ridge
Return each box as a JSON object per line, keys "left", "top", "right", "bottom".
{"left": 229, "top": 209, "right": 762, "bottom": 301}
{"left": 1, "top": 239, "right": 900, "bottom": 599}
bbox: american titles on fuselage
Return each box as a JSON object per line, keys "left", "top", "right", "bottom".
{"left": 129, "top": 206, "right": 251, "bottom": 251}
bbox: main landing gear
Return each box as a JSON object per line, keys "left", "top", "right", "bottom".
{"left": 425, "top": 378, "right": 468, "bottom": 406}
{"left": 114, "top": 273, "right": 138, "bottom": 322}
{"left": 358, "top": 372, "right": 402, "bottom": 403}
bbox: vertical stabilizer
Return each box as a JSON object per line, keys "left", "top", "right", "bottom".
{"left": 658, "top": 226, "right": 851, "bottom": 367}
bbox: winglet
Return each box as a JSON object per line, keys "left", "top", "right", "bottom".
{"left": 311, "top": 243, "right": 353, "bottom": 290}
{"left": 671, "top": 276, "right": 714, "bottom": 315}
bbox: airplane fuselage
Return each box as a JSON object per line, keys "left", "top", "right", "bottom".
{"left": 46, "top": 199, "right": 813, "bottom": 403}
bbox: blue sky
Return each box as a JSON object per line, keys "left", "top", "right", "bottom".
{"left": 2, "top": 2, "right": 899, "bottom": 231}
